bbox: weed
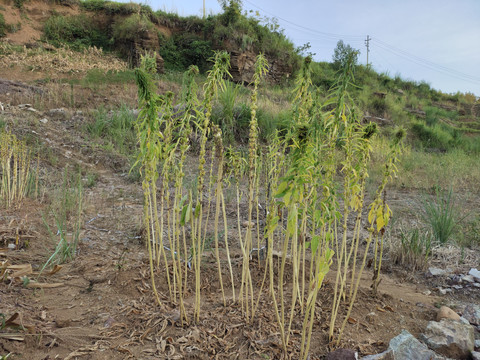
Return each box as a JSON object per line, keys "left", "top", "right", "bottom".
{"left": 0, "top": 14, "right": 6, "bottom": 37}
{"left": 422, "top": 187, "right": 456, "bottom": 244}
{"left": 129, "top": 48, "right": 405, "bottom": 358}
{"left": 14, "top": 0, "right": 27, "bottom": 9}
{"left": 392, "top": 228, "right": 432, "bottom": 270}
{"left": 41, "top": 169, "right": 83, "bottom": 270}
{"left": 0, "top": 132, "right": 37, "bottom": 208}
{"left": 85, "top": 105, "right": 137, "bottom": 156}
{"left": 84, "top": 172, "right": 98, "bottom": 188}
{"left": 456, "top": 214, "right": 480, "bottom": 248}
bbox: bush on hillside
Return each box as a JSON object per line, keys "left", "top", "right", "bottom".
{"left": 425, "top": 106, "right": 458, "bottom": 126}
{"left": 43, "top": 14, "right": 111, "bottom": 50}
{"left": 0, "top": 14, "right": 6, "bottom": 37}
{"left": 112, "top": 14, "right": 154, "bottom": 43}
{"left": 159, "top": 33, "right": 211, "bottom": 72}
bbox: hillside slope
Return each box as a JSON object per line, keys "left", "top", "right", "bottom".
{"left": 1, "top": 0, "right": 299, "bottom": 83}
{"left": 1, "top": 0, "right": 480, "bottom": 154}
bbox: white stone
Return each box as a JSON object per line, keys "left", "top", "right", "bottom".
{"left": 421, "top": 319, "right": 475, "bottom": 358}
{"left": 438, "top": 287, "right": 452, "bottom": 295}
{"left": 461, "top": 274, "right": 475, "bottom": 283}
{"left": 40, "top": 118, "right": 48, "bottom": 124}
{"left": 469, "top": 268, "right": 480, "bottom": 282}
{"left": 362, "top": 330, "right": 446, "bottom": 360}
{"left": 428, "top": 267, "right": 447, "bottom": 276}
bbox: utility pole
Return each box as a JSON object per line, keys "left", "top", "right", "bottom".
{"left": 365, "top": 35, "right": 371, "bottom": 69}
{"left": 203, "top": 0, "right": 206, "bottom": 18}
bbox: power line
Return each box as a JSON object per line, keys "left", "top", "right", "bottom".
{"left": 372, "top": 38, "right": 480, "bottom": 84}
{"left": 242, "top": 0, "right": 363, "bottom": 42}
{"left": 237, "top": 1, "right": 480, "bottom": 89}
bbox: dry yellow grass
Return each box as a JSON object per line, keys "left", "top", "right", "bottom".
{"left": 0, "top": 43, "right": 127, "bottom": 74}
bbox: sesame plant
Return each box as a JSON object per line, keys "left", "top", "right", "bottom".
{"left": 0, "top": 132, "right": 36, "bottom": 208}
{"left": 189, "top": 51, "right": 230, "bottom": 322}
{"left": 133, "top": 54, "right": 167, "bottom": 306}
{"left": 133, "top": 50, "right": 403, "bottom": 357}
{"left": 239, "top": 53, "right": 268, "bottom": 322}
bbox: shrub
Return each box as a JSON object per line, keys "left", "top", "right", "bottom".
{"left": 43, "top": 14, "right": 111, "bottom": 50}
{"left": 160, "top": 33, "right": 212, "bottom": 73}
{"left": 425, "top": 106, "right": 458, "bottom": 126}
{"left": 80, "top": 0, "right": 150, "bottom": 15}
{"left": 159, "top": 34, "right": 183, "bottom": 71}
{"left": 369, "top": 96, "right": 388, "bottom": 116}
{"left": 411, "top": 121, "right": 453, "bottom": 151}
{"left": 0, "top": 14, "right": 6, "bottom": 38}
{"left": 14, "top": 0, "right": 27, "bottom": 9}
{"left": 112, "top": 13, "right": 153, "bottom": 43}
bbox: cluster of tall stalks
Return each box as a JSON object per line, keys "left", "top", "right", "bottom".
{"left": 0, "top": 131, "right": 38, "bottom": 208}
{"left": 134, "top": 52, "right": 404, "bottom": 357}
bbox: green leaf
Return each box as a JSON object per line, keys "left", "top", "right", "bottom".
{"left": 287, "top": 205, "right": 298, "bottom": 236}
{"left": 180, "top": 203, "right": 189, "bottom": 226}
{"left": 311, "top": 235, "right": 320, "bottom": 255}
{"left": 267, "top": 215, "right": 280, "bottom": 234}
{"left": 275, "top": 181, "right": 290, "bottom": 198}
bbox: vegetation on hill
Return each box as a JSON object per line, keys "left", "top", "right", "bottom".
{"left": 0, "top": 3, "right": 479, "bottom": 358}
{"left": 35, "top": 0, "right": 301, "bottom": 73}
{"left": 1, "top": 0, "right": 480, "bottom": 160}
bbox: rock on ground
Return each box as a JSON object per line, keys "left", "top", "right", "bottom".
{"left": 428, "top": 267, "right": 448, "bottom": 277}
{"left": 463, "top": 304, "right": 480, "bottom": 326}
{"left": 421, "top": 319, "right": 474, "bottom": 359}
{"left": 437, "top": 306, "right": 460, "bottom": 322}
{"left": 361, "top": 330, "right": 447, "bottom": 360}
{"left": 326, "top": 348, "right": 358, "bottom": 360}
{"left": 469, "top": 268, "right": 480, "bottom": 282}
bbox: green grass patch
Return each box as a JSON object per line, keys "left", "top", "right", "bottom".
{"left": 66, "top": 69, "right": 136, "bottom": 87}
{"left": 43, "top": 14, "right": 112, "bottom": 50}
{"left": 393, "top": 147, "right": 480, "bottom": 192}
{"left": 85, "top": 104, "right": 137, "bottom": 156}
{"left": 422, "top": 188, "right": 456, "bottom": 244}
{"left": 425, "top": 106, "right": 458, "bottom": 126}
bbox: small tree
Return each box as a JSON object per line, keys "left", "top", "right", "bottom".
{"left": 332, "top": 40, "right": 359, "bottom": 69}
{"left": 218, "top": 0, "right": 243, "bottom": 26}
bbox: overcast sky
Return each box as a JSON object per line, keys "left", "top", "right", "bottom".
{"left": 139, "top": 0, "right": 480, "bottom": 96}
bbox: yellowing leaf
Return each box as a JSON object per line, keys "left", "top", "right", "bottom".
{"left": 368, "top": 207, "right": 375, "bottom": 224}
{"left": 376, "top": 206, "right": 385, "bottom": 232}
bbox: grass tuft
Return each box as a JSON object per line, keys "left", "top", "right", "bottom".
{"left": 422, "top": 187, "right": 456, "bottom": 244}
